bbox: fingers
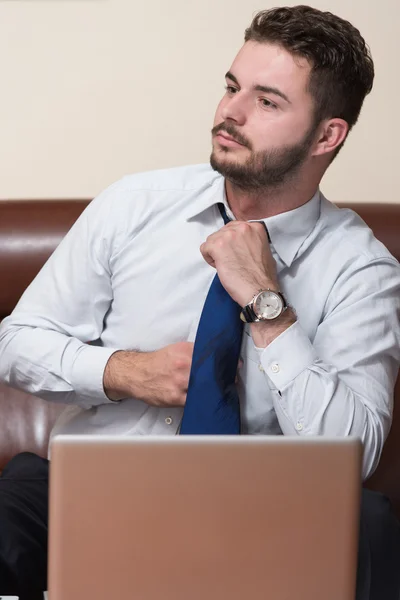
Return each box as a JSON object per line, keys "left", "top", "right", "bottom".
{"left": 200, "top": 227, "right": 236, "bottom": 266}
{"left": 174, "top": 341, "right": 195, "bottom": 359}
{"left": 200, "top": 221, "right": 268, "bottom": 263}
{"left": 200, "top": 242, "right": 216, "bottom": 267}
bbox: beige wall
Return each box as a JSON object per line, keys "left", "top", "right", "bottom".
{"left": 0, "top": 0, "right": 398, "bottom": 202}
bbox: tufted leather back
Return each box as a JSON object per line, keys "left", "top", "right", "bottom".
{"left": 0, "top": 200, "right": 89, "bottom": 321}
{"left": 0, "top": 199, "right": 400, "bottom": 515}
{"left": 0, "top": 201, "right": 89, "bottom": 468}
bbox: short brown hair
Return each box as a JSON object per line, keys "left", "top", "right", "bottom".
{"left": 245, "top": 5, "right": 374, "bottom": 149}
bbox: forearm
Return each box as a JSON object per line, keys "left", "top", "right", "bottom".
{"left": 103, "top": 341, "right": 193, "bottom": 407}
{"left": 0, "top": 319, "right": 116, "bottom": 408}
{"left": 0, "top": 188, "right": 124, "bottom": 407}
{"left": 254, "top": 322, "right": 393, "bottom": 480}
{"left": 275, "top": 364, "right": 383, "bottom": 478}
{"left": 103, "top": 350, "right": 143, "bottom": 401}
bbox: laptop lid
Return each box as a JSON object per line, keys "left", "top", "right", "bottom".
{"left": 48, "top": 435, "right": 361, "bottom": 600}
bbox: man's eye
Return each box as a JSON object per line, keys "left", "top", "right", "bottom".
{"left": 225, "top": 85, "right": 238, "bottom": 95}
{"left": 260, "top": 98, "right": 277, "bottom": 109}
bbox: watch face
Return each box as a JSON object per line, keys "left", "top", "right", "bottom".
{"left": 254, "top": 291, "right": 283, "bottom": 320}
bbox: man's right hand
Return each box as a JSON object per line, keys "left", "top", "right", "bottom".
{"left": 103, "top": 342, "right": 194, "bottom": 407}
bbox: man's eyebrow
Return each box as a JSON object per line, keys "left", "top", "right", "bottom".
{"left": 254, "top": 84, "right": 291, "bottom": 104}
{"left": 225, "top": 71, "right": 291, "bottom": 104}
{"left": 225, "top": 71, "right": 240, "bottom": 86}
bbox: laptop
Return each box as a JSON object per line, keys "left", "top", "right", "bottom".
{"left": 48, "top": 435, "right": 362, "bottom": 600}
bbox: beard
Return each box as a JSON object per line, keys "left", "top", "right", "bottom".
{"left": 210, "top": 121, "right": 318, "bottom": 191}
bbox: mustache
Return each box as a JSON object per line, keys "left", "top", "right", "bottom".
{"left": 211, "top": 122, "right": 251, "bottom": 149}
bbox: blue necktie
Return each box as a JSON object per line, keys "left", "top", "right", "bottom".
{"left": 180, "top": 204, "right": 243, "bottom": 435}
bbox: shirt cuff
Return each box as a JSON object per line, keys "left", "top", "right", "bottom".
{"left": 255, "top": 321, "right": 317, "bottom": 390}
{"left": 70, "top": 344, "right": 118, "bottom": 406}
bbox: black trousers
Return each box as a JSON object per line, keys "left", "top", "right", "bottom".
{"left": 0, "top": 453, "right": 400, "bottom": 600}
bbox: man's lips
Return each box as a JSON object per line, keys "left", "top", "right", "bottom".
{"left": 215, "top": 132, "right": 246, "bottom": 147}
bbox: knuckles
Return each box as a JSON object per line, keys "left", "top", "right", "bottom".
{"left": 173, "top": 357, "right": 191, "bottom": 371}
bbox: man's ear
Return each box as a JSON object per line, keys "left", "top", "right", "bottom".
{"left": 312, "top": 118, "right": 349, "bottom": 157}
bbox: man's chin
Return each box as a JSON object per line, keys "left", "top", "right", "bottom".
{"left": 210, "top": 154, "right": 226, "bottom": 176}
{"left": 210, "top": 151, "right": 242, "bottom": 175}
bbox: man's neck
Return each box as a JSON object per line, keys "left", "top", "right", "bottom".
{"left": 225, "top": 177, "right": 320, "bottom": 221}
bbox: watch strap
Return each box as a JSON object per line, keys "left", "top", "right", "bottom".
{"left": 241, "top": 303, "right": 257, "bottom": 323}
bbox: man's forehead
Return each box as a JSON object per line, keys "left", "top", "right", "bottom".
{"left": 229, "top": 41, "right": 311, "bottom": 93}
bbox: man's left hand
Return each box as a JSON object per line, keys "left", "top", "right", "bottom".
{"left": 200, "top": 220, "right": 278, "bottom": 306}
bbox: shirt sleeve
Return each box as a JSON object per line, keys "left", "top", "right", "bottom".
{"left": 255, "top": 256, "right": 400, "bottom": 480}
{"left": 0, "top": 185, "right": 125, "bottom": 409}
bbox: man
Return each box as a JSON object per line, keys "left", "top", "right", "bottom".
{"left": 0, "top": 4, "right": 399, "bottom": 599}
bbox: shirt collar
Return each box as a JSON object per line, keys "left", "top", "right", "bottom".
{"left": 186, "top": 174, "right": 321, "bottom": 268}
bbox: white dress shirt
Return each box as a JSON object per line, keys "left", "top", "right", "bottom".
{"left": 0, "top": 163, "right": 399, "bottom": 479}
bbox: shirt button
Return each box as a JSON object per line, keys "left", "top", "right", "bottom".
{"left": 295, "top": 422, "right": 303, "bottom": 432}
{"left": 271, "top": 363, "right": 280, "bottom": 374}
{"left": 258, "top": 363, "right": 264, "bottom": 372}
{"left": 165, "top": 417, "right": 173, "bottom": 425}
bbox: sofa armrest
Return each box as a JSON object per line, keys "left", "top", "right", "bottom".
{"left": 0, "top": 383, "right": 66, "bottom": 471}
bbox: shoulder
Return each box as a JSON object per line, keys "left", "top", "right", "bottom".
{"left": 316, "top": 194, "right": 398, "bottom": 266}
{"left": 85, "top": 163, "right": 220, "bottom": 224}
{"left": 310, "top": 195, "right": 400, "bottom": 315}
{"left": 115, "top": 163, "right": 218, "bottom": 194}
{"left": 75, "top": 163, "right": 221, "bottom": 251}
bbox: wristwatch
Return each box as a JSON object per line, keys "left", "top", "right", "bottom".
{"left": 240, "top": 289, "right": 288, "bottom": 323}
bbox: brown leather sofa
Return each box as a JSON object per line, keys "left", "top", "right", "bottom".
{"left": 1, "top": 199, "right": 400, "bottom": 515}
